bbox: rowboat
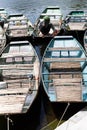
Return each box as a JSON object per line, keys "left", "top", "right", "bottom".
{"left": 41, "top": 36, "right": 87, "bottom": 102}
{"left": 83, "top": 30, "right": 87, "bottom": 53}
{"left": 6, "top": 14, "right": 34, "bottom": 39}
{"left": 0, "top": 40, "right": 40, "bottom": 115}
{"left": 0, "top": 26, "right": 6, "bottom": 54}
{"left": 63, "top": 10, "right": 87, "bottom": 32}
{"left": 33, "top": 6, "right": 63, "bottom": 38}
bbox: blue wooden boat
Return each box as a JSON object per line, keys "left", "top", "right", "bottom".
{"left": 0, "top": 40, "right": 40, "bottom": 115}
{"left": 41, "top": 36, "right": 87, "bottom": 102}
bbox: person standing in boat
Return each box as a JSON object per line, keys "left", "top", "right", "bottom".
{"left": 39, "top": 16, "right": 58, "bottom": 37}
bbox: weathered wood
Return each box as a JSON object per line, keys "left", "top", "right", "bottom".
{"left": 1, "top": 52, "right": 34, "bottom": 58}
{"left": 41, "top": 13, "right": 61, "bottom": 16}
{"left": 68, "top": 22, "right": 86, "bottom": 30}
{"left": 53, "top": 78, "right": 81, "bottom": 84}
{"left": 0, "top": 87, "right": 28, "bottom": 95}
{"left": 8, "top": 25, "right": 29, "bottom": 30}
{"left": 0, "top": 64, "right": 33, "bottom": 70}
{"left": 0, "top": 94, "right": 26, "bottom": 114}
{"left": 51, "top": 78, "right": 82, "bottom": 101}
{"left": 50, "top": 62, "right": 81, "bottom": 69}
{"left": 55, "top": 85, "right": 82, "bottom": 101}
{"left": 48, "top": 47, "right": 81, "bottom": 51}
{"left": 43, "top": 57, "right": 86, "bottom": 62}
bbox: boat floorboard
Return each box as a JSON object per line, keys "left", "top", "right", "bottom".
{"left": 48, "top": 62, "right": 82, "bottom": 101}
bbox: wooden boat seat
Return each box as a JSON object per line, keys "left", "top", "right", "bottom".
{"left": 50, "top": 62, "right": 81, "bottom": 71}
{"left": 48, "top": 72, "right": 82, "bottom": 80}
{"left": 41, "top": 13, "right": 61, "bottom": 17}
{"left": 68, "top": 22, "right": 86, "bottom": 30}
{"left": 0, "top": 64, "right": 34, "bottom": 70}
{"left": 0, "top": 64, "right": 34, "bottom": 81}
{"left": 0, "top": 87, "right": 28, "bottom": 95}
{"left": 9, "top": 25, "right": 28, "bottom": 30}
{"left": 49, "top": 62, "right": 82, "bottom": 79}
{"left": 48, "top": 47, "right": 81, "bottom": 51}
{"left": 2, "top": 70, "right": 33, "bottom": 78}
{"left": 43, "top": 57, "right": 86, "bottom": 62}
{"left": 53, "top": 78, "right": 82, "bottom": 86}
{"left": 8, "top": 17, "right": 27, "bottom": 21}
{"left": 52, "top": 78, "right": 82, "bottom": 101}
{"left": 1, "top": 52, "right": 34, "bottom": 58}
{"left": 9, "top": 31, "right": 28, "bottom": 37}
{"left": 0, "top": 94, "right": 26, "bottom": 114}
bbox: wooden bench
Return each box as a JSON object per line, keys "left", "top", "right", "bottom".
{"left": 0, "top": 64, "right": 34, "bottom": 70}
{"left": 1, "top": 52, "right": 34, "bottom": 58}
{"left": 48, "top": 47, "right": 81, "bottom": 51}
{"left": 43, "top": 57, "right": 86, "bottom": 62}
{"left": 53, "top": 78, "right": 82, "bottom": 101}
{"left": 0, "top": 87, "right": 29, "bottom": 95}
{"left": 50, "top": 62, "right": 81, "bottom": 69}
{"left": 0, "top": 95, "right": 26, "bottom": 114}
{"left": 53, "top": 78, "right": 82, "bottom": 86}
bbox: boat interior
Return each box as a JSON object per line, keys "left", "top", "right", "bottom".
{"left": 42, "top": 36, "right": 87, "bottom": 102}
{"left": 0, "top": 41, "right": 39, "bottom": 114}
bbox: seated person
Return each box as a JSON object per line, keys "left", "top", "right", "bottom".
{"left": 39, "top": 16, "right": 58, "bottom": 37}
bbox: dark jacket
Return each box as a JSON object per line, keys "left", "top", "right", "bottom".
{"left": 39, "top": 21, "right": 55, "bottom": 35}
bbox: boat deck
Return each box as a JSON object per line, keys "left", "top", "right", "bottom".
{"left": 0, "top": 56, "right": 38, "bottom": 114}
{"left": 48, "top": 61, "right": 83, "bottom": 101}
{"left": 0, "top": 63, "right": 36, "bottom": 114}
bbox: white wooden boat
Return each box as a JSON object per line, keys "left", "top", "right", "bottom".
{"left": 33, "top": 6, "right": 63, "bottom": 37}
{"left": 55, "top": 106, "right": 87, "bottom": 130}
{"left": 63, "top": 10, "right": 87, "bottom": 31}
{"left": 6, "top": 14, "right": 34, "bottom": 38}
{"left": 0, "top": 40, "right": 40, "bottom": 115}
{"left": 0, "top": 26, "right": 6, "bottom": 53}
{"left": 41, "top": 36, "right": 87, "bottom": 102}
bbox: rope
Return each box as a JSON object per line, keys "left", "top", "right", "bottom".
{"left": 57, "top": 102, "right": 70, "bottom": 127}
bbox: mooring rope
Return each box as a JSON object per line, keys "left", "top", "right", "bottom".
{"left": 57, "top": 102, "right": 70, "bottom": 127}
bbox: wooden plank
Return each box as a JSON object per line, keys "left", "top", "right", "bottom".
{"left": 53, "top": 78, "right": 81, "bottom": 83}
{"left": 0, "top": 87, "right": 29, "bottom": 95}
{"left": 48, "top": 73, "right": 82, "bottom": 79}
{"left": 48, "top": 47, "right": 81, "bottom": 51}
{"left": 2, "top": 71, "right": 33, "bottom": 77}
{"left": 0, "top": 104, "right": 23, "bottom": 114}
{"left": 0, "top": 64, "right": 33, "bottom": 70}
{"left": 8, "top": 17, "right": 28, "bottom": 21}
{"left": 43, "top": 57, "right": 86, "bottom": 62}
{"left": 50, "top": 62, "right": 81, "bottom": 69}
{"left": 1, "top": 52, "right": 34, "bottom": 58}
{"left": 0, "top": 95, "right": 26, "bottom": 104}
{"left": 55, "top": 85, "right": 82, "bottom": 101}
{"left": 41, "top": 13, "right": 62, "bottom": 16}
{"left": 8, "top": 26, "right": 29, "bottom": 30}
